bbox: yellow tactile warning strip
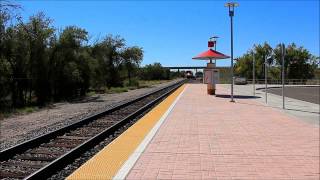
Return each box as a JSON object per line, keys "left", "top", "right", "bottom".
{"left": 67, "top": 84, "right": 186, "bottom": 180}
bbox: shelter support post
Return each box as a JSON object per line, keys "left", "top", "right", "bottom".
{"left": 206, "top": 62, "right": 216, "bottom": 95}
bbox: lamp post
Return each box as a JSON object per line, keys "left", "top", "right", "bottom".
{"left": 225, "top": 2, "right": 239, "bottom": 102}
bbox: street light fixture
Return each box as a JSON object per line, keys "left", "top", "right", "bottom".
{"left": 225, "top": 2, "right": 239, "bottom": 102}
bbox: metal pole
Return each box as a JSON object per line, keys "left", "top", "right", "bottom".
{"left": 252, "top": 52, "right": 255, "bottom": 96}
{"left": 214, "top": 45, "right": 217, "bottom": 65}
{"left": 265, "top": 55, "right": 267, "bottom": 103}
{"left": 230, "top": 12, "right": 235, "bottom": 102}
{"left": 225, "top": 3, "right": 238, "bottom": 102}
{"left": 281, "top": 43, "right": 285, "bottom": 109}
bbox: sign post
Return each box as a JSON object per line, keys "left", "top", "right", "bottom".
{"left": 281, "top": 43, "right": 286, "bottom": 109}
{"left": 265, "top": 55, "right": 268, "bottom": 104}
{"left": 252, "top": 52, "right": 255, "bottom": 96}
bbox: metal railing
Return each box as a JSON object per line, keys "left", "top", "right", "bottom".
{"left": 247, "top": 79, "right": 319, "bottom": 85}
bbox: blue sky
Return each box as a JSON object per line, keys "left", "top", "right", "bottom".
{"left": 18, "top": 0, "right": 319, "bottom": 67}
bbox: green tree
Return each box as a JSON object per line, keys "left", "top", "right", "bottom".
{"left": 92, "top": 35, "right": 125, "bottom": 87}
{"left": 0, "top": 1, "right": 25, "bottom": 107}
{"left": 274, "top": 43, "right": 316, "bottom": 79}
{"left": 121, "top": 46, "right": 143, "bottom": 85}
{"left": 50, "top": 26, "right": 89, "bottom": 99}
{"left": 139, "top": 63, "right": 169, "bottom": 80}
{"left": 234, "top": 53, "right": 253, "bottom": 78}
{"left": 1, "top": 21, "right": 31, "bottom": 107}
{"left": 235, "top": 42, "right": 273, "bottom": 79}
{"left": 235, "top": 42, "right": 318, "bottom": 81}
{"left": 253, "top": 42, "right": 273, "bottom": 78}
{"left": 22, "top": 12, "right": 55, "bottom": 105}
{"left": 1, "top": 2, "right": 155, "bottom": 111}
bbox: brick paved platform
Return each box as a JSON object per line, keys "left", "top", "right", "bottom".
{"left": 126, "top": 84, "right": 319, "bottom": 179}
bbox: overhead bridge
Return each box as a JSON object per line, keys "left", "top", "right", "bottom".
{"left": 164, "top": 66, "right": 206, "bottom": 70}
{"left": 164, "top": 66, "right": 230, "bottom": 72}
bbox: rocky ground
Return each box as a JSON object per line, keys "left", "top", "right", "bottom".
{"left": 0, "top": 79, "right": 180, "bottom": 150}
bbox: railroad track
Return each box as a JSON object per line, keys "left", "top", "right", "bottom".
{"left": 0, "top": 80, "right": 185, "bottom": 180}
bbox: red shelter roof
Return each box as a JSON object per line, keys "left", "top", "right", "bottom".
{"left": 192, "top": 49, "right": 229, "bottom": 60}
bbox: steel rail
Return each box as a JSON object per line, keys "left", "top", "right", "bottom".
{"left": 0, "top": 79, "right": 185, "bottom": 179}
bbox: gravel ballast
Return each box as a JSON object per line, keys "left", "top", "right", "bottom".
{"left": 0, "top": 79, "right": 181, "bottom": 150}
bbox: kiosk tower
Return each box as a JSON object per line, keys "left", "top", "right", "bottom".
{"left": 192, "top": 38, "right": 229, "bottom": 95}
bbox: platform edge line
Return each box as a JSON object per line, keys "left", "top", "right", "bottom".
{"left": 112, "top": 85, "right": 187, "bottom": 180}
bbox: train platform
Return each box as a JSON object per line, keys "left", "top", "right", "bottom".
{"left": 67, "top": 84, "right": 319, "bottom": 180}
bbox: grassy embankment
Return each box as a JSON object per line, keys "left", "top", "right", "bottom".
{"left": 101, "top": 79, "right": 171, "bottom": 94}
{"left": 0, "top": 106, "right": 39, "bottom": 120}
